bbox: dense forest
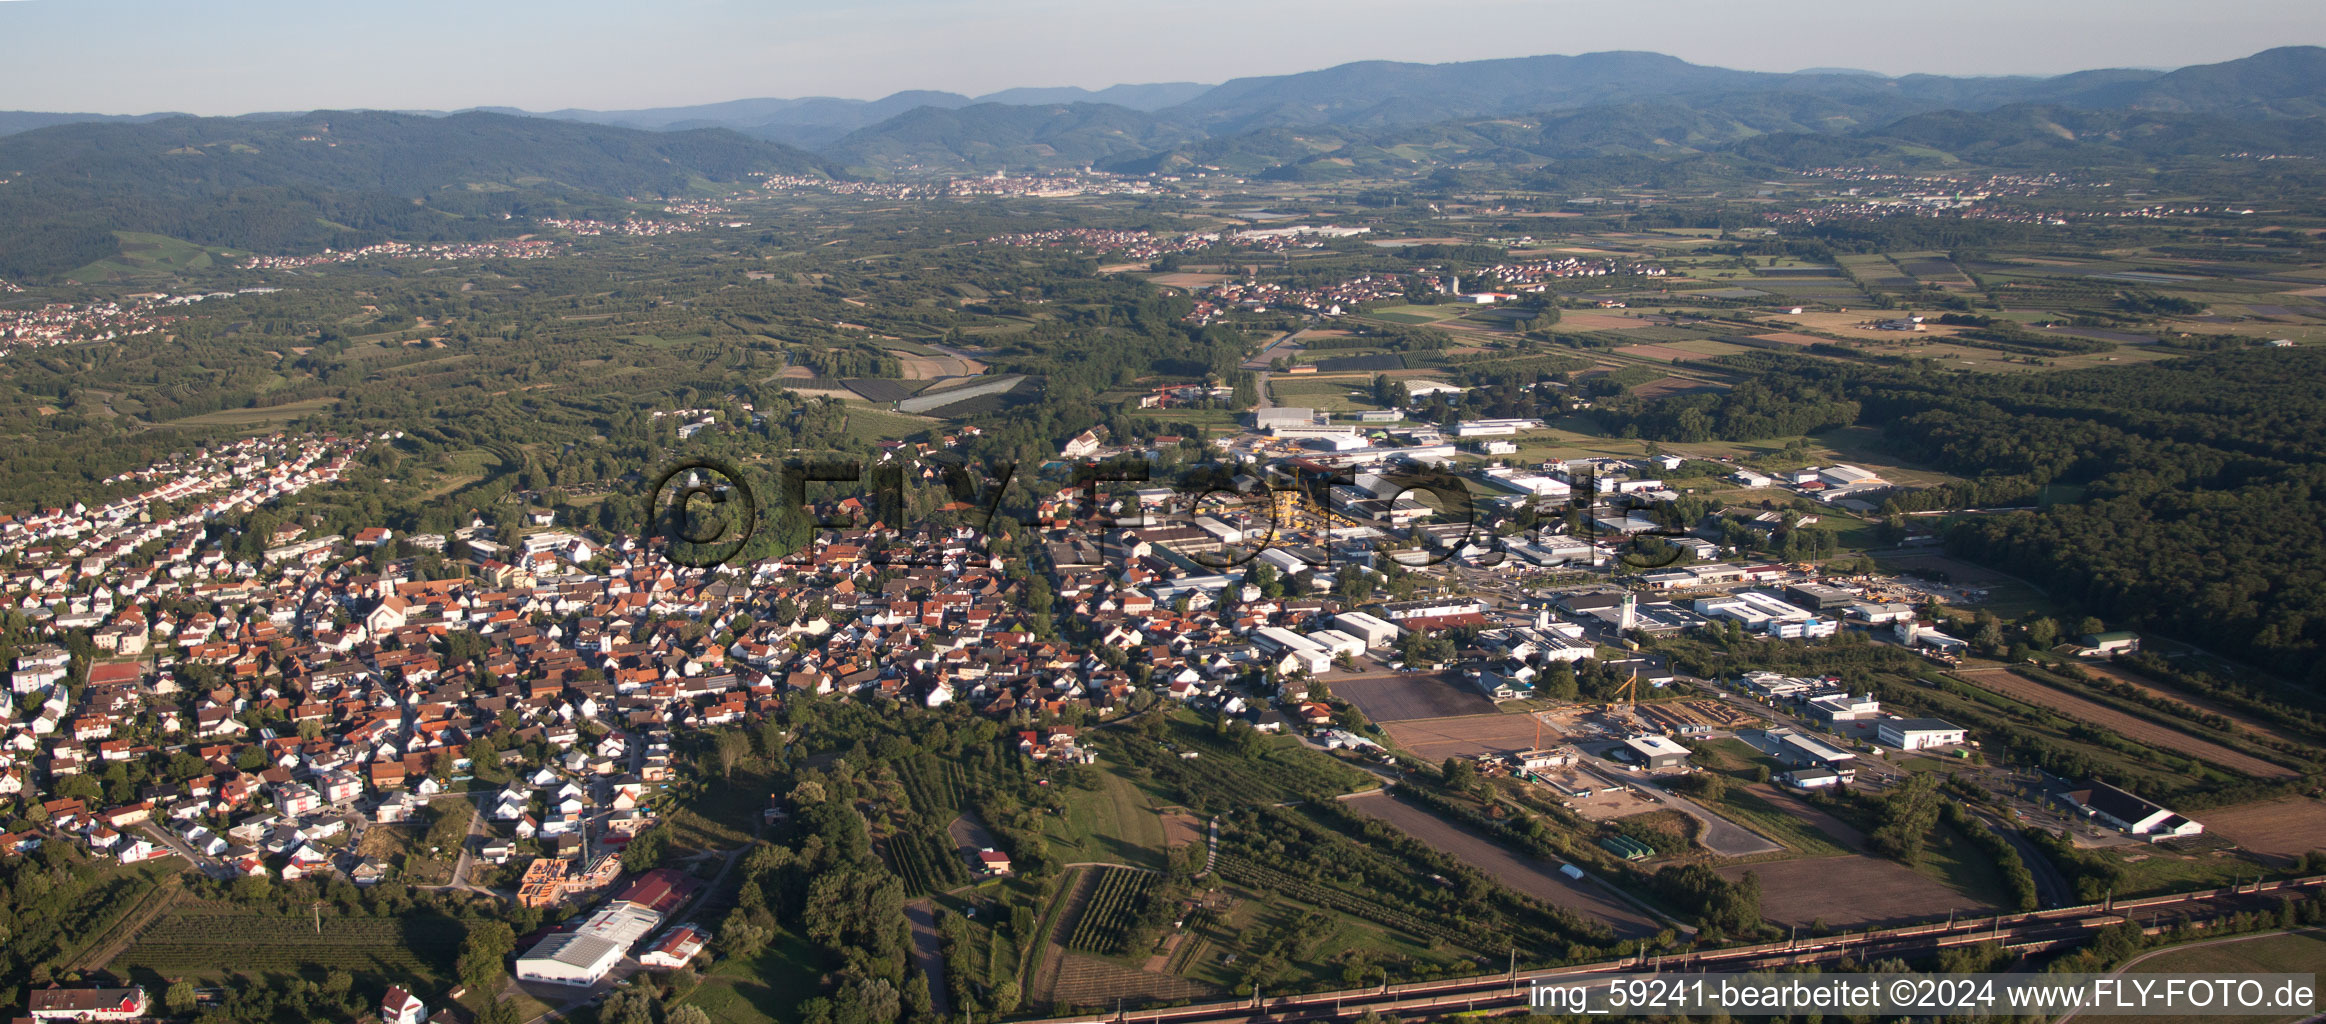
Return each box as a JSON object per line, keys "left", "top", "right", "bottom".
{"left": 0, "top": 111, "right": 830, "bottom": 279}
{"left": 1627, "top": 349, "right": 2326, "bottom": 685}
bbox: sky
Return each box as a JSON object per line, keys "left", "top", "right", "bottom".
{"left": 3, "top": 0, "right": 2323, "bottom": 116}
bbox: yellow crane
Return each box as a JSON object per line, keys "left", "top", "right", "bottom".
{"left": 1269, "top": 487, "right": 1358, "bottom": 532}
{"left": 1603, "top": 666, "right": 1640, "bottom": 713}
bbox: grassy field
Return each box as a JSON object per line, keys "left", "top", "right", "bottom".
{"left": 1176, "top": 888, "right": 1460, "bottom": 994}
{"left": 665, "top": 762, "right": 778, "bottom": 854}
{"left": 1267, "top": 378, "right": 1380, "bottom": 412}
{"left": 681, "top": 928, "right": 823, "bottom": 1024}
{"left": 840, "top": 403, "right": 942, "bottom": 444}
{"left": 162, "top": 397, "right": 341, "bottom": 428}
{"left": 111, "top": 901, "right": 465, "bottom": 991}
{"left": 2077, "top": 930, "right": 2326, "bottom": 1024}
{"left": 1711, "top": 786, "right": 1853, "bottom": 858}
{"left": 65, "top": 231, "right": 230, "bottom": 281}
{"left": 1044, "top": 767, "right": 1171, "bottom": 871}
{"left": 1125, "top": 405, "right": 1243, "bottom": 434}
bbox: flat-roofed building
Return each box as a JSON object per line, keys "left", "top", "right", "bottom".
{"left": 1621, "top": 734, "right": 1691, "bottom": 769}
{"left": 1254, "top": 407, "right": 1321, "bottom": 431}
{"left": 1332, "top": 611, "right": 1400, "bottom": 647}
{"left": 1877, "top": 717, "right": 1967, "bottom": 751}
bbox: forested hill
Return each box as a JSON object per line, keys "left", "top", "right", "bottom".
{"left": 1615, "top": 348, "right": 2326, "bottom": 687}
{"left": 0, "top": 110, "right": 832, "bottom": 281}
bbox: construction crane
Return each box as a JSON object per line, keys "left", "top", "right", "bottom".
{"left": 1602, "top": 667, "right": 1641, "bottom": 715}
{"left": 1269, "top": 487, "right": 1359, "bottom": 532}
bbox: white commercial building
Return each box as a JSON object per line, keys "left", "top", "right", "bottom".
{"left": 1304, "top": 629, "right": 1368, "bottom": 660}
{"left": 516, "top": 903, "right": 663, "bottom": 986}
{"left": 1333, "top": 611, "right": 1401, "bottom": 647}
{"left": 1694, "top": 591, "right": 1834, "bottom": 637}
{"left": 1251, "top": 626, "right": 1333, "bottom": 675}
{"left": 1254, "top": 407, "right": 1321, "bottom": 431}
{"left": 1876, "top": 717, "right": 1967, "bottom": 751}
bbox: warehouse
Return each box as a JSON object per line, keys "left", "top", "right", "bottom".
{"left": 1254, "top": 407, "right": 1320, "bottom": 431}
{"left": 515, "top": 870, "right": 696, "bottom": 986}
{"left": 1784, "top": 582, "right": 1857, "bottom": 611}
{"left": 1877, "top": 717, "right": 1967, "bottom": 751}
{"left": 1620, "top": 734, "right": 1691, "bottom": 770}
{"left": 2061, "top": 781, "right": 2203, "bottom": 840}
{"left": 1303, "top": 628, "right": 1368, "bottom": 660}
{"left": 515, "top": 930, "right": 631, "bottom": 987}
{"left": 1333, "top": 611, "right": 1401, "bottom": 647}
{"left": 1251, "top": 626, "right": 1333, "bottom": 675}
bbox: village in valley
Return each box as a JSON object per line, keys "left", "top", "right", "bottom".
{"left": 3, "top": 39, "right": 2326, "bottom": 1024}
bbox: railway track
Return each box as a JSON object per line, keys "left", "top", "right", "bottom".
{"left": 1011, "top": 875, "right": 2326, "bottom": 1024}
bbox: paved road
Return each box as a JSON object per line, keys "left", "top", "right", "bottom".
{"left": 1578, "top": 760, "right": 1782, "bottom": 857}
{"left": 139, "top": 821, "right": 231, "bottom": 880}
{"left": 902, "top": 900, "right": 952, "bottom": 1018}
{"left": 1978, "top": 806, "right": 2076, "bottom": 909}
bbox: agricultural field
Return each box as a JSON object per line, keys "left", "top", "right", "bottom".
{"left": 110, "top": 902, "right": 466, "bottom": 987}
{"left": 1381, "top": 712, "right": 1564, "bottom": 762}
{"left": 2187, "top": 798, "right": 2326, "bottom": 867}
{"left": 1064, "top": 868, "right": 1159, "bottom": 955}
{"left": 1722, "top": 855, "right": 1993, "bottom": 929}
{"left": 2069, "top": 660, "right": 2307, "bottom": 747}
{"left": 1340, "top": 791, "right": 1662, "bottom": 938}
{"left": 1332, "top": 671, "right": 1497, "bottom": 723}
{"left": 1949, "top": 667, "right": 2297, "bottom": 779}
{"left": 1043, "top": 767, "right": 1171, "bottom": 872}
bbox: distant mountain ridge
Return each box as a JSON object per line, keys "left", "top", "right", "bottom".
{"left": 2, "top": 46, "right": 2322, "bottom": 280}
{"left": 0, "top": 110, "right": 830, "bottom": 281}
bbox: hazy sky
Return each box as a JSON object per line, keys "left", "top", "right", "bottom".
{"left": 4, "top": 0, "right": 2322, "bottom": 116}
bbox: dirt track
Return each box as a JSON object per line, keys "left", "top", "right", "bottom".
{"left": 1342, "top": 791, "right": 1662, "bottom": 938}
{"left": 1951, "top": 668, "right": 2296, "bottom": 779}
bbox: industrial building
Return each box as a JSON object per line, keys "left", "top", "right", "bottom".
{"left": 1803, "top": 692, "right": 1880, "bottom": 723}
{"left": 1620, "top": 734, "right": 1691, "bottom": 769}
{"left": 515, "top": 869, "right": 699, "bottom": 987}
{"left": 1784, "top": 582, "right": 1857, "bottom": 611}
{"left": 1332, "top": 611, "right": 1401, "bottom": 647}
{"left": 1693, "top": 591, "right": 1836, "bottom": 637}
{"left": 2061, "top": 781, "right": 2203, "bottom": 840}
{"left": 1254, "top": 407, "right": 1322, "bottom": 431}
{"left": 1251, "top": 626, "right": 1334, "bottom": 675}
{"left": 1877, "top": 717, "right": 1968, "bottom": 751}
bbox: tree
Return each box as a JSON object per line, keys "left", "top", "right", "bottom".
{"left": 1441, "top": 757, "right": 1479, "bottom": 792}
{"left": 667, "top": 1007, "right": 713, "bottom": 1024}
{"left": 713, "top": 729, "right": 751, "bottom": 779}
{"left": 2025, "top": 616, "right": 2060, "bottom": 649}
{"left": 598, "top": 988, "right": 657, "bottom": 1024}
{"left": 459, "top": 920, "right": 516, "bottom": 992}
{"left": 166, "top": 979, "right": 197, "bottom": 1014}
